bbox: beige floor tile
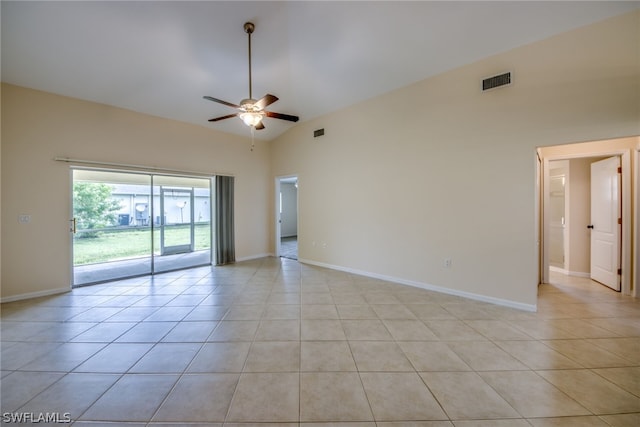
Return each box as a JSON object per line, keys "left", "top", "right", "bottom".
{"left": 508, "top": 319, "right": 578, "bottom": 339}
{"left": 114, "top": 321, "right": 176, "bottom": 342}
{"left": 244, "top": 341, "right": 300, "bottom": 372}
{"left": 592, "top": 367, "right": 640, "bottom": 396}
{"left": 161, "top": 321, "right": 218, "bottom": 342}
{"left": 423, "top": 320, "right": 487, "bottom": 341}
{"left": 342, "top": 319, "right": 393, "bottom": 340}
{"left": 69, "top": 322, "right": 137, "bottom": 342}
{"left": 224, "top": 305, "right": 265, "bottom": 320}
{"left": 262, "top": 304, "right": 301, "bottom": 319}
{"left": 302, "top": 304, "right": 340, "bottom": 319}
{"left": 300, "top": 372, "right": 373, "bottom": 421}
{"left": 143, "top": 306, "right": 194, "bottom": 321}
{"left": 587, "top": 337, "right": 640, "bottom": 363}
{"left": 441, "top": 303, "right": 495, "bottom": 320}
{"left": 360, "top": 372, "right": 447, "bottom": 421}
{"left": 152, "top": 373, "right": 239, "bottom": 422}
{"left": 0, "top": 371, "right": 65, "bottom": 412}
{"left": 187, "top": 341, "right": 251, "bottom": 372}
{"left": 17, "top": 372, "right": 120, "bottom": 418}
{"left": 19, "top": 342, "right": 106, "bottom": 372}
{"left": 371, "top": 304, "right": 417, "bottom": 320}
{"left": 446, "top": 341, "right": 528, "bottom": 371}
{"left": 129, "top": 342, "right": 201, "bottom": 373}
{"left": 478, "top": 370, "right": 590, "bottom": 418}
{"left": 183, "top": 305, "right": 229, "bottom": 321}
{"left": 397, "top": 341, "right": 471, "bottom": 372}
{"left": 527, "top": 416, "right": 610, "bottom": 426}
{"left": 464, "top": 320, "right": 533, "bottom": 340}
{"left": 382, "top": 320, "right": 439, "bottom": 340}
{"left": 599, "top": 413, "right": 640, "bottom": 427}
{"left": 331, "top": 293, "right": 368, "bottom": 305}
{"left": 420, "top": 372, "right": 520, "bottom": 420}
{"left": 336, "top": 304, "right": 379, "bottom": 319}
{"left": 207, "top": 320, "right": 259, "bottom": 341}
{"left": 74, "top": 343, "right": 153, "bottom": 373}
{"left": 547, "top": 319, "right": 623, "bottom": 338}
{"left": 80, "top": 374, "right": 178, "bottom": 422}
{"left": 302, "top": 293, "right": 334, "bottom": 305}
{"left": 301, "top": 320, "right": 346, "bottom": 340}
{"left": 226, "top": 373, "right": 299, "bottom": 422}
{"left": 349, "top": 341, "right": 414, "bottom": 371}
{"left": 494, "top": 340, "right": 581, "bottom": 370}
{"left": 453, "top": 421, "right": 530, "bottom": 427}
{"left": 537, "top": 369, "right": 640, "bottom": 414}
{"left": 406, "top": 304, "right": 457, "bottom": 320}
{"left": 255, "top": 319, "right": 300, "bottom": 341}
{"left": 542, "top": 339, "right": 632, "bottom": 368}
{"left": 301, "top": 341, "right": 357, "bottom": 371}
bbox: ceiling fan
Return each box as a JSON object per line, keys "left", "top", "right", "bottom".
{"left": 203, "top": 22, "right": 299, "bottom": 130}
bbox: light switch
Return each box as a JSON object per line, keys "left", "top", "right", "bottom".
{"left": 18, "top": 215, "right": 31, "bottom": 223}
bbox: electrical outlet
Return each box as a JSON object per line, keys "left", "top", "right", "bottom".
{"left": 18, "top": 215, "right": 31, "bottom": 224}
{"left": 444, "top": 258, "right": 452, "bottom": 268}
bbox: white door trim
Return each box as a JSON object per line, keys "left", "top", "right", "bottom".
{"left": 275, "top": 174, "right": 298, "bottom": 258}
{"left": 540, "top": 149, "right": 632, "bottom": 296}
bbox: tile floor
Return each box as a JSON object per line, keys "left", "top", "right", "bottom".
{"left": 1, "top": 257, "right": 639, "bottom": 426}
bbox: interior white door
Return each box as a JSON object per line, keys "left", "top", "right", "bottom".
{"left": 590, "top": 156, "right": 621, "bottom": 290}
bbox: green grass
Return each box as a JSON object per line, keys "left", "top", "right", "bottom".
{"left": 74, "top": 223, "right": 211, "bottom": 265}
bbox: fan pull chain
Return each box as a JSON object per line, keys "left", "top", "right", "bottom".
{"left": 250, "top": 126, "right": 255, "bottom": 151}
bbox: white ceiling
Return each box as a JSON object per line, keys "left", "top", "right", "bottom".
{"left": 2, "top": 1, "right": 637, "bottom": 141}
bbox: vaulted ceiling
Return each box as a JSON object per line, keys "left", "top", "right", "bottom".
{"left": 2, "top": 1, "right": 637, "bottom": 141}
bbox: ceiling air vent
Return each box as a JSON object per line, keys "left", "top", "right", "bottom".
{"left": 482, "top": 72, "right": 511, "bottom": 91}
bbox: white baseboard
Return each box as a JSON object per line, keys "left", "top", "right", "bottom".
{"left": 568, "top": 271, "right": 591, "bottom": 278}
{"left": 549, "top": 266, "right": 590, "bottom": 278}
{"left": 299, "top": 258, "right": 537, "bottom": 312}
{"left": 236, "top": 253, "right": 273, "bottom": 262}
{"left": 1, "top": 287, "right": 71, "bottom": 303}
{"left": 549, "top": 266, "right": 568, "bottom": 275}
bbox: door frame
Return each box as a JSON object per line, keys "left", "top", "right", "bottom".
{"left": 275, "top": 174, "right": 298, "bottom": 258}
{"left": 159, "top": 186, "right": 195, "bottom": 255}
{"left": 539, "top": 148, "right": 632, "bottom": 295}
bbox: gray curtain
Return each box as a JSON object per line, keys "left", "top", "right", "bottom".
{"left": 215, "top": 175, "right": 236, "bottom": 265}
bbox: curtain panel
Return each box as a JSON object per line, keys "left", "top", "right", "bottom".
{"left": 215, "top": 175, "right": 235, "bottom": 265}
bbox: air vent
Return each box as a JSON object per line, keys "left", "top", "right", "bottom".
{"left": 314, "top": 128, "right": 325, "bottom": 138}
{"left": 482, "top": 72, "right": 511, "bottom": 91}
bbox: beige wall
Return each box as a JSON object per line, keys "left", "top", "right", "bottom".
{"left": 1, "top": 84, "right": 271, "bottom": 300}
{"left": 2, "top": 10, "right": 639, "bottom": 306}
{"left": 270, "top": 11, "right": 640, "bottom": 309}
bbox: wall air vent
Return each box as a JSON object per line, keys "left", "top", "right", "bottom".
{"left": 314, "top": 128, "right": 325, "bottom": 138}
{"left": 482, "top": 72, "right": 511, "bottom": 91}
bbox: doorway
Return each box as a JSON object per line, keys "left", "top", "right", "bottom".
{"left": 72, "top": 169, "right": 212, "bottom": 286}
{"left": 538, "top": 140, "right": 633, "bottom": 296}
{"left": 276, "top": 175, "right": 298, "bottom": 260}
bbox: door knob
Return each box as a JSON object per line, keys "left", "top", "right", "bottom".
{"left": 587, "top": 224, "right": 594, "bottom": 229}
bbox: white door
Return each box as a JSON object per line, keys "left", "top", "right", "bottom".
{"left": 590, "top": 157, "right": 621, "bottom": 290}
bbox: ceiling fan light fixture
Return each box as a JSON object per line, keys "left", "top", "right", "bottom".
{"left": 239, "top": 111, "right": 264, "bottom": 127}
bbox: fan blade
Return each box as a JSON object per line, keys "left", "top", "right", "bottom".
{"left": 208, "top": 113, "right": 238, "bottom": 122}
{"left": 203, "top": 96, "right": 240, "bottom": 109}
{"left": 254, "top": 94, "right": 279, "bottom": 110}
{"left": 265, "top": 111, "right": 299, "bottom": 122}
{"left": 255, "top": 122, "right": 266, "bottom": 130}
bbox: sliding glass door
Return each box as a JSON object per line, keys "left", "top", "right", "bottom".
{"left": 72, "top": 169, "right": 212, "bottom": 286}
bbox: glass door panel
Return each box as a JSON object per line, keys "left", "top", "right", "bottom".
{"left": 153, "top": 175, "right": 212, "bottom": 274}
{"left": 72, "top": 169, "right": 152, "bottom": 286}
